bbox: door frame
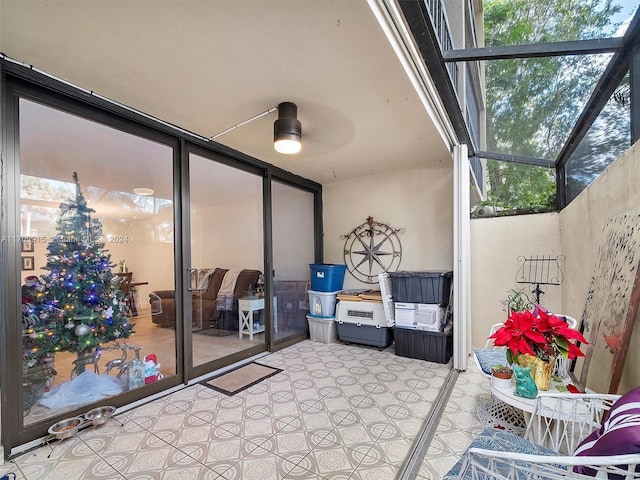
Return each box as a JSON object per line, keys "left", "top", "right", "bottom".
{"left": 182, "top": 143, "right": 270, "bottom": 381}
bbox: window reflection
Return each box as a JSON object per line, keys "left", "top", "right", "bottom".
{"left": 272, "top": 181, "right": 315, "bottom": 343}
{"left": 565, "top": 75, "right": 631, "bottom": 204}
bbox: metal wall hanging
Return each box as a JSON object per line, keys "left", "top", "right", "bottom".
{"left": 341, "top": 216, "right": 404, "bottom": 283}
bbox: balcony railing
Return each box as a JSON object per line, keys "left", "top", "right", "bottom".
{"left": 424, "top": 0, "right": 459, "bottom": 92}
{"left": 421, "top": 0, "right": 485, "bottom": 194}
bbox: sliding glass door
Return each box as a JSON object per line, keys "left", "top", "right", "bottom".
{"left": 271, "top": 180, "right": 316, "bottom": 345}
{"left": 16, "top": 97, "right": 177, "bottom": 430}
{"left": 188, "top": 151, "right": 266, "bottom": 377}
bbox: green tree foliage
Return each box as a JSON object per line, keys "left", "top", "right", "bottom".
{"left": 483, "top": 0, "right": 620, "bottom": 212}
{"left": 484, "top": 161, "right": 556, "bottom": 212}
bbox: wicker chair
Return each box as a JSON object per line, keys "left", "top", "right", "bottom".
{"left": 445, "top": 392, "right": 640, "bottom": 479}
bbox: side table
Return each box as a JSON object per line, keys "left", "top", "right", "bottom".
{"left": 491, "top": 378, "right": 571, "bottom": 414}
{"left": 482, "top": 378, "right": 580, "bottom": 444}
{"left": 238, "top": 296, "right": 277, "bottom": 340}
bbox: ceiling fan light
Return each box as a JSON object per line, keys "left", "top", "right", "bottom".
{"left": 274, "top": 137, "right": 302, "bottom": 154}
{"left": 274, "top": 102, "right": 301, "bottom": 154}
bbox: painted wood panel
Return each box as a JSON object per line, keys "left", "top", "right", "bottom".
{"left": 578, "top": 209, "right": 640, "bottom": 393}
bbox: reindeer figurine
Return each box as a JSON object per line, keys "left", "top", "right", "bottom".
{"left": 70, "top": 348, "right": 102, "bottom": 378}
{"left": 117, "top": 344, "right": 143, "bottom": 379}
{"left": 104, "top": 342, "right": 128, "bottom": 377}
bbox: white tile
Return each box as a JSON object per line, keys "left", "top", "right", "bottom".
{"left": 12, "top": 344, "right": 497, "bottom": 480}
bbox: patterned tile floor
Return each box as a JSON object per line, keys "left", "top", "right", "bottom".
{"left": 0, "top": 340, "right": 492, "bottom": 479}
{"left": 418, "top": 355, "right": 491, "bottom": 478}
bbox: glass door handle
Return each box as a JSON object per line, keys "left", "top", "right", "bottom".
{"left": 186, "top": 268, "right": 199, "bottom": 292}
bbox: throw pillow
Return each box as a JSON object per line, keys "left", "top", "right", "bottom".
{"left": 473, "top": 348, "right": 508, "bottom": 376}
{"left": 574, "top": 385, "right": 640, "bottom": 477}
{"left": 443, "top": 428, "right": 559, "bottom": 480}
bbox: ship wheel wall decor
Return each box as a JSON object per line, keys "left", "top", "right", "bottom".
{"left": 341, "top": 216, "right": 404, "bottom": 284}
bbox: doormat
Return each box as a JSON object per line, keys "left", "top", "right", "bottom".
{"left": 200, "top": 362, "right": 282, "bottom": 396}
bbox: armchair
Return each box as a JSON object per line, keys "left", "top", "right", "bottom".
{"left": 445, "top": 391, "right": 640, "bottom": 479}
{"left": 150, "top": 268, "right": 228, "bottom": 328}
{"left": 149, "top": 268, "right": 261, "bottom": 331}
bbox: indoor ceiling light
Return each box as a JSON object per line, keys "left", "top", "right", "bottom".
{"left": 274, "top": 102, "right": 302, "bottom": 154}
{"left": 133, "top": 187, "right": 154, "bottom": 196}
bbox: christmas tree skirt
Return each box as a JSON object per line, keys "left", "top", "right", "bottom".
{"left": 39, "top": 371, "right": 125, "bottom": 410}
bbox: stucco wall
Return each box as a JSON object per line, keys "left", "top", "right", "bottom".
{"left": 322, "top": 166, "right": 454, "bottom": 291}
{"left": 470, "top": 213, "right": 563, "bottom": 348}
{"left": 561, "top": 140, "right": 640, "bottom": 394}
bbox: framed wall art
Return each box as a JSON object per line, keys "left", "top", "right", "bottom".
{"left": 21, "top": 256, "right": 35, "bottom": 271}
{"left": 21, "top": 237, "right": 34, "bottom": 253}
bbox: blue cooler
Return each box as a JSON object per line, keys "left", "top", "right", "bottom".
{"left": 309, "top": 264, "right": 347, "bottom": 292}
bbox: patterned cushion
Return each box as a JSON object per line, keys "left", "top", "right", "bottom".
{"left": 574, "top": 386, "right": 640, "bottom": 477}
{"left": 444, "top": 428, "right": 560, "bottom": 479}
{"left": 473, "top": 348, "right": 508, "bottom": 375}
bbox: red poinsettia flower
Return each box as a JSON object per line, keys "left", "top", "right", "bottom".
{"left": 489, "top": 309, "right": 548, "bottom": 360}
{"left": 489, "top": 307, "right": 587, "bottom": 363}
{"left": 534, "top": 309, "right": 588, "bottom": 359}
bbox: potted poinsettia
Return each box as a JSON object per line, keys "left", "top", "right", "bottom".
{"left": 489, "top": 307, "right": 588, "bottom": 390}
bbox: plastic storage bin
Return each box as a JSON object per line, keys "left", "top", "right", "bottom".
{"left": 389, "top": 271, "right": 453, "bottom": 305}
{"left": 394, "top": 326, "right": 453, "bottom": 364}
{"left": 394, "top": 303, "right": 445, "bottom": 331}
{"left": 307, "top": 314, "right": 337, "bottom": 344}
{"left": 308, "top": 290, "right": 340, "bottom": 317}
{"left": 336, "top": 322, "right": 393, "bottom": 350}
{"left": 309, "top": 264, "right": 347, "bottom": 292}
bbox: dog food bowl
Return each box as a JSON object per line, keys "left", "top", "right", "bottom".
{"left": 84, "top": 406, "right": 116, "bottom": 426}
{"left": 48, "top": 417, "right": 84, "bottom": 440}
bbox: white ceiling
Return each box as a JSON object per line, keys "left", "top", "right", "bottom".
{"left": 0, "top": 0, "right": 452, "bottom": 188}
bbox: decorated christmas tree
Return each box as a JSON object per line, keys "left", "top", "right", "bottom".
{"left": 24, "top": 173, "right": 134, "bottom": 364}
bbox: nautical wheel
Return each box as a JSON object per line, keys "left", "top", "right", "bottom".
{"left": 341, "top": 216, "right": 403, "bottom": 284}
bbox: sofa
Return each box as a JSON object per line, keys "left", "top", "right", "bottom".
{"left": 149, "top": 268, "right": 261, "bottom": 331}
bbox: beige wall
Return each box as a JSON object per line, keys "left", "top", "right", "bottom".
{"left": 323, "top": 166, "right": 454, "bottom": 291}
{"left": 561, "top": 140, "right": 640, "bottom": 394}
{"left": 470, "top": 213, "right": 563, "bottom": 348}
